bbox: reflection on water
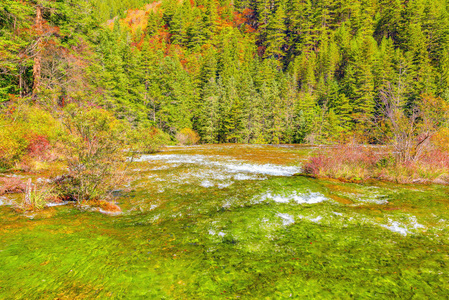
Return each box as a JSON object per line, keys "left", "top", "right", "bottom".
{"left": 0, "top": 144, "right": 448, "bottom": 299}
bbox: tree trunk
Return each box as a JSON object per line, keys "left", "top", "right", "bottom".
{"left": 24, "top": 178, "right": 32, "bottom": 206}
{"left": 32, "top": 5, "right": 43, "bottom": 99}
{"left": 19, "top": 64, "right": 28, "bottom": 97}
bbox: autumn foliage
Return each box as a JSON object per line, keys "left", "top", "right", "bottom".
{"left": 0, "top": 177, "right": 27, "bottom": 195}
{"left": 176, "top": 128, "right": 200, "bottom": 145}
{"left": 303, "top": 143, "right": 449, "bottom": 184}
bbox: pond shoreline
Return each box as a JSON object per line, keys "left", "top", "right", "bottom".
{"left": 295, "top": 172, "right": 449, "bottom": 186}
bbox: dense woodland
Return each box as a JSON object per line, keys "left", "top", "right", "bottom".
{"left": 1, "top": 0, "right": 449, "bottom": 144}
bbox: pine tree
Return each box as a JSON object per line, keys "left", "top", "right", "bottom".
{"left": 198, "top": 77, "right": 221, "bottom": 142}
{"left": 217, "top": 77, "right": 244, "bottom": 143}
{"left": 343, "top": 34, "right": 377, "bottom": 135}
{"left": 187, "top": 8, "right": 206, "bottom": 50}
{"left": 255, "top": 0, "right": 271, "bottom": 44}
{"left": 287, "top": 0, "right": 315, "bottom": 59}
{"left": 239, "top": 72, "right": 264, "bottom": 143}
{"left": 265, "top": 1, "right": 287, "bottom": 61}
{"left": 169, "top": 1, "right": 190, "bottom": 46}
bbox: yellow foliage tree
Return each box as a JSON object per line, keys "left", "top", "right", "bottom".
{"left": 176, "top": 128, "right": 200, "bottom": 145}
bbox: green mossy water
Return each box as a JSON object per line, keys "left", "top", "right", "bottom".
{"left": 1, "top": 145, "right": 448, "bottom": 299}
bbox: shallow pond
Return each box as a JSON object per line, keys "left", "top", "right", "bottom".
{"left": 1, "top": 144, "right": 449, "bottom": 299}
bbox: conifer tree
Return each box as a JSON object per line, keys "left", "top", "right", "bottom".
{"left": 265, "top": 1, "right": 287, "bottom": 61}
{"left": 198, "top": 78, "right": 221, "bottom": 142}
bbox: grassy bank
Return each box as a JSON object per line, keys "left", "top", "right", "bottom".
{"left": 302, "top": 144, "right": 449, "bottom": 185}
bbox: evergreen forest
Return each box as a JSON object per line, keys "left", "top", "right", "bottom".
{"left": 1, "top": 0, "right": 449, "bottom": 144}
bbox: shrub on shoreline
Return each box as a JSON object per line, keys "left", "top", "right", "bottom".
{"left": 55, "top": 105, "right": 129, "bottom": 203}
{"left": 0, "top": 177, "right": 27, "bottom": 195}
{"left": 0, "top": 102, "right": 174, "bottom": 212}
{"left": 303, "top": 143, "right": 449, "bottom": 184}
{"left": 0, "top": 104, "right": 61, "bottom": 171}
{"left": 303, "top": 144, "right": 384, "bottom": 180}
{"left": 176, "top": 128, "right": 200, "bottom": 145}
{"left": 128, "top": 126, "right": 171, "bottom": 154}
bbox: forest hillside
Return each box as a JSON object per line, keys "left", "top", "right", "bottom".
{"left": 1, "top": 0, "right": 449, "bottom": 145}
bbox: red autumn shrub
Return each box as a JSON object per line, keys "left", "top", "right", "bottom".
{"left": 0, "top": 177, "right": 26, "bottom": 195}
{"left": 26, "top": 135, "right": 51, "bottom": 159}
{"left": 303, "top": 142, "right": 449, "bottom": 183}
{"left": 303, "top": 144, "right": 385, "bottom": 178}
{"left": 421, "top": 149, "right": 449, "bottom": 169}
{"left": 303, "top": 155, "right": 326, "bottom": 175}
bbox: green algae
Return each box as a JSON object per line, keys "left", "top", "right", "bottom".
{"left": 0, "top": 145, "right": 449, "bottom": 299}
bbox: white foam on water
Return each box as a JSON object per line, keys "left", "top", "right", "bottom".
{"left": 217, "top": 182, "right": 232, "bottom": 189}
{"left": 220, "top": 162, "right": 301, "bottom": 176}
{"left": 136, "top": 154, "right": 301, "bottom": 177}
{"left": 200, "top": 180, "right": 214, "bottom": 188}
{"left": 135, "top": 153, "right": 302, "bottom": 191}
{"left": 353, "top": 188, "right": 389, "bottom": 205}
{"left": 208, "top": 230, "right": 226, "bottom": 237}
{"left": 150, "top": 214, "right": 160, "bottom": 223}
{"left": 99, "top": 209, "right": 122, "bottom": 216}
{"left": 410, "top": 216, "right": 425, "bottom": 229}
{"left": 0, "top": 197, "right": 6, "bottom": 206}
{"left": 233, "top": 173, "right": 265, "bottom": 181}
{"left": 46, "top": 202, "right": 70, "bottom": 207}
{"left": 363, "top": 216, "right": 426, "bottom": 236}
{"left": 171, "top": 212, "right": 183, "bottom": 218}
{"left": 222, "top": 201, "right": 231, "bottom": 209}
{"left": 310, "top": 216, "right": 323, "bottom": 223}
{"left": 358, "top": 196, "right": 389, "bottom": 205}
{"left": 380, "top": 219, "right": 409, "bottom": 236}
{"left": 147, "top": 165, "right": 172, "bottom": 170}
{"left": 277, "top": 213, "right": 295, "bottom": 226}
{"left": 256, "top": 191, "right": 327, "bottom": 205}
{"left": 286, "top": 210, "right": 427, "bottom": 237}
{"left": 136, "top": 154, "right": 210, "bottom": 164}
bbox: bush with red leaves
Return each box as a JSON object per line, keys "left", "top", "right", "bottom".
{"left": 303, "top": 143, "right": 449, "bottom": 184}
{"left": 303, "top": 144, "right": 384, "bottom": 177}
{"left": 26, "top": 135, "right": 51, "bottom": 159}
{"left": 0, "top": 177, "right": 26, "bottom": 195}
